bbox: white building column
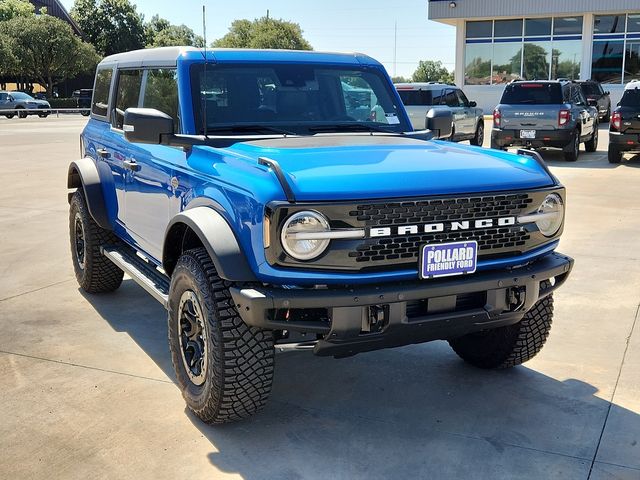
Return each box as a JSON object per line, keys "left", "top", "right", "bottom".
{"left": 455, "top": 19, "right": 465, "bottom": 86}
{"left": 581, "top": 13, "right": 594, "bottom": 80}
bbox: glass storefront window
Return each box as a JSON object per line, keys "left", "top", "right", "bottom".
{"left": 628, "top": 14, "right": 640, "bottom": 33}
{"left": 553, "top": 17, "right": 583, "bottom": 36}
{"left": 525, "top": 18, "right": 552, "bottom": 37}
{"left": 551, "top": 40, "right": 582, "bottom": 80}
{"left": 626, "top": 41, "right": 640, "bottom": 81}
{"left": 494, "top": 19, "right": 523, "bottom": 38}
{"left": 492, "top": 42, "right": 522, "bottom": 83}
{"left": 594, "top": 15, "right": 626, "bottom": 34}
{"left": 466, "top": 21, "right": 492, "bottom": 38}
{"left": 523, "top": 42, "right": 551, "bottom": 80}
{"left": 592, "top": 41, "right": 624, "bottom": 83}
{"left": 464, "top": 43, "right": 492, "bottom": 85}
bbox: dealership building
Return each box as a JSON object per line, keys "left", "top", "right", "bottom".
{"left": 428, "top": 0, "right": 640, "bottom": 111}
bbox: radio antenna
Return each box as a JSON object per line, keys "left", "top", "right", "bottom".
{"left": 202, "top": 4, "right": 208, "bottom": 137}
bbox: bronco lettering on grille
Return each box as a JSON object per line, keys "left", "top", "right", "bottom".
{"left": 368, "top": 216, "right": 517, "bottom": 238}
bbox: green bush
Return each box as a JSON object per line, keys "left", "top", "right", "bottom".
{"left": 48, "top": 98, "right": 78, "bottom": 108}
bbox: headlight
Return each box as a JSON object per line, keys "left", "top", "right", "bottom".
{"left": 280, "top": 211, "right": 330, "bottom": 260}
{"left": 535, "top": 193, "right": 564, "bottom": 237}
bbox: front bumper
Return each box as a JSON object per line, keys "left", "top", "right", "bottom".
{"left": 492, "top": 128, "right": 572, "bottom": 149}
{"left": 609, "top": 131, "right": 640, "bottom": 152}
{"left": 230, "top": 251, "right": 573, "bottom": 357}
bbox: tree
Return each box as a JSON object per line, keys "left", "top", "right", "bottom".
{"left": 213, "top": 16, "right": 312, "bottom": 50}
{"left": 521, "top": 43, "right": 549, "bottom": 80}
{"left": 0, "top": 0, "right": 34, "bottom": 22}
{"left": 0, "top": 33, "right": 16, "bottom": 77}
{"left": 412, "top": 60, "right": 453, "bottom": 84}
{"left": 391, "top": 75, "right": 410, "bottom": 83}
{"left": 1, "top": 15, "right": 100, "bottom": 95}
{"left": 71, "top": 0, "right": 145, "bottom": 56}
{"left": 145, "top": 14, "right": 204, "bottom": 48}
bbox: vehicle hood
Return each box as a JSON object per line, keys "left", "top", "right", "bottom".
{"left": 227, "top": 135, "right": 555, "bottom": 201}
{"left": 21, "top": 99, "right": 50, "bottom": 107}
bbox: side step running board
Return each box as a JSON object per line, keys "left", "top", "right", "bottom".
{"left": 101, "top": 246, "right": 169, "bottom": 308}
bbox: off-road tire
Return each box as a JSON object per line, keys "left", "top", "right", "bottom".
{"left": 38, "top": 113, "right": 49, "bottom": 118}
{"left": 585, "top": 125, "right": 598, "bottom": 152}
{"left": 168, "top": 248, "right": 275, "bottom": 424}
{"left": 69, "top": 190, "right": 123, "bottom": 293}
{"left": 608, "top": 145, "right": 622, "bottom": 164}
{"left": 448, "top": 288, "right": 554, "bottom": 369}
{"left": 470, "top": 121, "right": 484, "bottom": 146}
{"left": 5, "top": 113, "right": 14, "bottom": 119}
{"left": 563, "top": 130, "right": 580, "bottom": 162}
{"left": 16, "top": 107, "right": 27, "bottom": 119}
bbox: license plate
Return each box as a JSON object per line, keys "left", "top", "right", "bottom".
{"left": 520, "top": 129, "right": 536, "bottom": 139}
{"left": 420, "top": 241, "right": 478, "bottom": 279}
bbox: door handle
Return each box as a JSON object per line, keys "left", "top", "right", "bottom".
{"left": 123, "top": 159, "right": 140, "bottom": 172}
{"left": 96, "top": 148, "right": 110, "bottom": 159}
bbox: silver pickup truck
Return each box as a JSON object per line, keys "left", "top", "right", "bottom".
{"left": 491, "top": 80, "right": 599, "bottom": 161}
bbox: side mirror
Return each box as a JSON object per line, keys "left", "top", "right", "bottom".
{"left": 469, "top": 101, "right": 477, "bottom": 107}
{"left": 7, "top": 95, "right": 13, "bottom": 102}
{"left": 425, "top": 108, "right": 453, "bottom": 139}
{"left": 605, "top": 91, "right": 610, "bottom": 96}
{"left": 123, "top": 108, "right": 174, "bottom": 145}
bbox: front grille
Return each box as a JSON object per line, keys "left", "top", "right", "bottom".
{"left": 348, "top": 194, "right": 534, "bottom": 264}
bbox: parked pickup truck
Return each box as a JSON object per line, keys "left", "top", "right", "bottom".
{"left": 608, "top": 80, "right": 640, "bottom": 163}
{"left": 491, "top": 80, "right": 599, "bottom": 161}
{"left": 68, "top": 47, "right": 573, "bottom": 424}
{"left": 395, "top": 82, "right": 484, "bottom": 145}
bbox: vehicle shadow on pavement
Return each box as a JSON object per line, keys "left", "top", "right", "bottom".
{"left": 194, "top": 349, "right": 639, "bottom": 479}
{"left": 83, "top": 282, "right": 640, "bottom": 479}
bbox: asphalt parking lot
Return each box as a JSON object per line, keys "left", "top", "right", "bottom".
{"left": 1, "top": 116, "right": 639, "bottom": 480}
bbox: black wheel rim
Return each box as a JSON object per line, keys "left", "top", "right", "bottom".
{"left": 178, "top": 291, "right": 208, "bottom": 386}
{"left": 74, "top": 212, "right": 86, "bottom": 270}
{"left": 477, "top": 125, "right": 483, "bottom": 144}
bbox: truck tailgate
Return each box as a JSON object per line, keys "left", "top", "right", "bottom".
{"left": 499, "top": 105, "right": 560, "bottom": 130}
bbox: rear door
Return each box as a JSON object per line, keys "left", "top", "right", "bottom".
{"left": 396, "top": 88, "right": 434, "bottom": 130}
{"left": 571, "top": 85, "right": 595, "bottom": 137}
{"left": 619, "top": 89, "right": 640, "bottom": 134}
{"left": 455, "top": 89, "right": 475, "bottom": 135}
{"left": 444, "top": 88, "right": 465, "bottom": 138}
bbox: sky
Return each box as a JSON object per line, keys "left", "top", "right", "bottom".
{"left": 58, "top": 0, "right": 456, "bottom": 79}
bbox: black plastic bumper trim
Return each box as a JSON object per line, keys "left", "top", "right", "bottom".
{"left": 229, "top": 252, "right": 573, "bottom": 356}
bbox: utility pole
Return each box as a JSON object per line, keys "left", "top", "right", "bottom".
{"left": 393, "top": 21, "right": 397, "bottom": 77}
{"left": 266, "top": 9, "right": 270, "bottom": 19}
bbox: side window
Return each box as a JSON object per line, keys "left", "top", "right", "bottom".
{"left": 456, "top": 89, "right": 470, "bottom": 107}
{"left": 92, "top": 67, "right": 113, "bottom": 118}
{"left": 0, "top": 92, "right": 7, "bottom": 102}
{"left": 444, "top": 89, "right": 459, "bottom": 107}
{"left": 572, "top": 86, "right": 585, "bottom": 105}
{"left": 113, "top": 69, "right": 143, "bottom": 130}
{"left": 143, "top": 69, "right": 180, "bottom": 132}
{"left": 432, "top": 88, "right": 445, "bottom": 105}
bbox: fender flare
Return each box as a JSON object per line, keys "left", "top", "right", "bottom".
{"left": 67, "top": 158, "right": 111, "bottom": 230}
{"left": 163, "top": 207, "right": 257, "bottom": 282}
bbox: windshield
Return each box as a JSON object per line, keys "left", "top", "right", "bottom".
{"left": 11, "top": 92, "right": 34, "bottom": 100}
{"left": 620, "top": 89, "right": 640, "bottom": 107}
{"left": 501, "top": 83, "right": 563, "bottom": 105}
{"left": 190, "top": 63, "right": 410, "bottom": 135}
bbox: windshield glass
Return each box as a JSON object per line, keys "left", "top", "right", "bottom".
{"left": 501, "top": 83, "right": 563, "bottom": 104}
{"left": 190, "top": 63, "right": 410, "bottom": 135}
{"left": 620, "top": 89, "right": 640, "bottom": 107}
{"left": 11, "top": 92, "right": 34, "bottom": 100}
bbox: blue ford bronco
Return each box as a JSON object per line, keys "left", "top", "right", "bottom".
{"left": 68, "top": 47, "right": 573, "bottom": 424}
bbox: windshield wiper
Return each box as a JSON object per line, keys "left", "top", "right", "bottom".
{"left": 307, "top": 123, "right": 397, "bottom": 134}
{"left": 205, "top": 124, "right": 298, "bottom": 136}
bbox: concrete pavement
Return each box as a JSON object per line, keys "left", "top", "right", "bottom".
{"left": 0, "top": 116, "right": 639, "bottom": 479}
